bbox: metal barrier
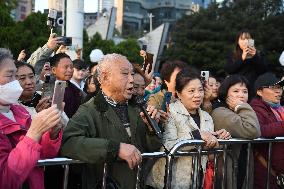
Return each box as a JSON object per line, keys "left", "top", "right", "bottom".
{"left": 35, "top": 137, "right": 284, "bottom": 189}
{"left": 37, "top": 158, "right": 83, "bottom": 189}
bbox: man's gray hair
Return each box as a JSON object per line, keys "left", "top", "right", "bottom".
{"left": 97, "top": 53, "right": 130, "bottom": 79}
{"left": 0, "top": 48, "right": 13, "bottom": 65}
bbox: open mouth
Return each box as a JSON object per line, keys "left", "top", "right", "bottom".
{"left": 126, "top": 87, "right": 133, "bottom": 93}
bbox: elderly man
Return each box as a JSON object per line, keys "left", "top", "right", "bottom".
{"left": 60, "top": 54, "right": 161, "bottom": 189}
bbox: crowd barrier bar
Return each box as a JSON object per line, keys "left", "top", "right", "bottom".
{"left": 35, "top": 137, "right": 284, "bottom": 189}
{"left": 37, "top": 158, "right": 83, "bottom": 189}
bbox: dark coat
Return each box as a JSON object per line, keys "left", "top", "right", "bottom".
{"left": 250, "top": 98, "right": 284, "bottom": 189}
{"left": 60, "top": 92, "right": 161, "bottom": 189}
{"left": 64, "top": 81, "right": 85, "bottom": 118}
{"left": 225, "top": 52, "right": 267, "bottom": 93}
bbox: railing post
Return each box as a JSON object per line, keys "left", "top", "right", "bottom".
{"left": 245, "top": 143, "right": 251, "bottom": 189}
{"left": 266, "top": 142, "right": 272, "bottom": 189}
{"left": 164, "top": 154, "right": 174, "bottom": 189}
{"left": 213, "top": 152, "right": 218, "bottom": 189}
{"left": 191, "top": 155, "right": 197, "bottom": 189}
{"left": 221, "top": 144, "right": 228, "bottom": 189}
{"left": 62, "top": 165, "right": 70, "bottom": 189}
{"left": 136, "top": 164, "right": 142, "bottom": 189}
{"left": 102, "top": 162, "right": 108, "bottom": 189}
{"left": 195, "top": 145, "right": 202, "bottom": 189}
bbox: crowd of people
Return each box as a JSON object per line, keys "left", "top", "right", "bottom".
{"left": 0, "top": 29, "right": 284, "bottom": 189}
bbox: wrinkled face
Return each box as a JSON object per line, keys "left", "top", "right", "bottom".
{"left": 52, "top": 58, "right": 74, "bottom": 81}
{"left": 238, "top": 33, "right": 251, "bottom": 51}
{"left": 177, "top": 79, "right": 204, "bottom": 112}
{"left": 73, "top": 68, "right": 88, "bottom": 81}
{"left": 133, "top": 73, "right": 145, "bottom": 96}
{"left": 16, "top": 66, "right": 36, "bottom": 99}
{"left": 208, "top": 77, "right": 219, "bottom": 99}
{"left": 101, "top": 59, "right": 134, "bottom": 102}
{"left": 257, "top": 85, "right": 283, "bottom": 104}
{"left": 0, "top": 58, "right": 16, "bottom": 85}
{"left": 227, "top": 83, "right": 249, "bottom": 103}
{"left": 165, "top": 68, "right": 181, "bottom": 94}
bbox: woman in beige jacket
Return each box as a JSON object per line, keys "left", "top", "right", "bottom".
{"left": 211, "top": 74, "right": 260, "bottom": 189}
{"left": 147, "top": 69, "right": 231, "bottom": 189}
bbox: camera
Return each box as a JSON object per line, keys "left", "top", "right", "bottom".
{"left": 47, "top": 9, "right": 57, "bottom": 29}
{"left": 58, "top": 36, "right": 72, "bottom": 46}
{"left": 200, "top": 71, "right": 209, "bottom": 81}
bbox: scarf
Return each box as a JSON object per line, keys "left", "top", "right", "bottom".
{"left": 264, "top": 100, "right": 284, "bottom": 121}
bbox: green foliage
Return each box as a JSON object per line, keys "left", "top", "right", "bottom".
{"left": 163, "top": 0, "right": 284, "bottom": 76}
{"left": 0, "top": 7, "right": 50, "bottom": 58}
{"left": 83, "top": 32, "right": 143, "bottom": 64}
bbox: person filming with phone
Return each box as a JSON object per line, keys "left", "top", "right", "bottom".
{"left": 0, "top": 48, "right": 63, "bottom": 189}
{"left": 225, "top": 30, "right": 267, "bottom": 98}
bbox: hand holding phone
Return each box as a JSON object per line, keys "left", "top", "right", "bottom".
{"left": 201, "top": 71, "right": 210, "bottom": 82}
{"left": 51, "top": 80, "right": 66, "bottom": 111}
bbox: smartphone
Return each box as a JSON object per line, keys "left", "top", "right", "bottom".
{"left": 201, "top": 71, "right": 209, "bottom": 82}
{"left": 51, "top": 80, "right": 66, "bottom": 110}
{"left": 142, "top": 52, "right": 154, "bottom": 73}
{"left": 58, "top": 36, "right": 72, "bottom": 46}
{"left": 248, "top": 39, "right": 254, "bottom": 47}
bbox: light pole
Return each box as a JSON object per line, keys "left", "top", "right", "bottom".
{"left": 148, "top": 13, "right": 154, "bottom": 32}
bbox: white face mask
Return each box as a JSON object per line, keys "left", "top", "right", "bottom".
{"left": 0, "top": 80, "right": 23, "bottom": 105}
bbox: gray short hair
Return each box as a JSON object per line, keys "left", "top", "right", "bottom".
{"left": 0, "top": 48, "right": 13, "bottom": 65}
{"left": 97, "top": 53, "right": 131, "bottom": 80}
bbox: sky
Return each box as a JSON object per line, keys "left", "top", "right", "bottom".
{"left": 35, "top": 0, "right": 98, "bottom": 13}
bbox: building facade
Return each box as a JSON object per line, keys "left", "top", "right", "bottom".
{"left": 122, "top": 0, "right": 197, "bottom": 35}
{"left": 12, "top": 0, "right": 35, "bottom": 21}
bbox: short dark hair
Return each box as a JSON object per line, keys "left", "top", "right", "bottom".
{"left": 73, "top": 59, "right": 88, "bottom": 70}
{"left": 175, "top": 68, "right": 201, "bottom": 93}
{"left": 89, "top": 62, "right": 98, "bottom": 72}
{"left": 160, "top": 60, "right": 188, "bottom": 82}
{"left": 15, "top": 62, "right": 35, "bottom": 75}
{"left": 133, "top": 64, "right": 146, "bottom": 82}
{"left": 218, "top": 74, "right": 250, "bottom": 102}
{"left": 49, "top": 53, "right": 71, "bottom": 67}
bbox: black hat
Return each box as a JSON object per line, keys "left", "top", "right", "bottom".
{"left": 254, "top": 72, "right": 284, "bottom": 91}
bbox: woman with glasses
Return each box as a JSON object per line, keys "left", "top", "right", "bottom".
{"left": 251, "top": 72, "right": 284, "bottom": 189}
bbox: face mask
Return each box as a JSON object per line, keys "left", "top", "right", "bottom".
{"left": 0, "top": 80, "right": 23, "bottom": 105}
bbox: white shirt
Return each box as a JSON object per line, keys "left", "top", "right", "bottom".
{"left": 70, "top": 79, "right": 85, "bottom": 91}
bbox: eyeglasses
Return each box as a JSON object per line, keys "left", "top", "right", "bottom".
{"left": 261, "top": 85, "right": 283, "bottom": 90}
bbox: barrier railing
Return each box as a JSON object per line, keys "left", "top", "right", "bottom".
{"left": 36, "top": 137, "right": 284, "bottom": 189}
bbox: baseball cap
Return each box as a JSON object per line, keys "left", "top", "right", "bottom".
{"left": 254, "top": 72, "right": 284, "bottom": 91}
{"left": 89, "top": 49, "right": 104, "bottom": 63}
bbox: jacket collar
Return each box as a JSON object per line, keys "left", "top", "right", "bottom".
{"left": 170, "top": 99, "right": 211, "bottom": 131}
{"left": 94, "top": 91, "right": 136, "bottom": 142}
{"left": 0, "top": 104, "right": 30, "bottom": 134}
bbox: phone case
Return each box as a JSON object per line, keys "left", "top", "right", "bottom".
{"left": 51, "top": 80, "right": 66, "bottom": 110}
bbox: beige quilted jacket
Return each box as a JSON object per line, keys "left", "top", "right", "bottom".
{"left": 146, "top": 100, "right": 214, "bottom": 189}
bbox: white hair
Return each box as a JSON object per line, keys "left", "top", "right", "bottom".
{"left": 0, "top": 48, "right": 13, "bottom": 65}
{"left": 97, "top": 53, "right": 131, "bottom": 81}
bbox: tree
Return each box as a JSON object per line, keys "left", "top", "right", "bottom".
{"left": 163, "top": 0, "right": 284, "bottom": 76}
{"left": 83, "top": 32, "right": 142, "bottom": 64}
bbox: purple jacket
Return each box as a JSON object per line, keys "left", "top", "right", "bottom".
{"left": 0, "top": 104, "right": 62, "bottom": 189}
{"left": 250, "top": 98, "right": 284, "bottom": 189}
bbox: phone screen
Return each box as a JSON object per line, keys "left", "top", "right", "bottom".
{"left": 51, "top": 80, "right": 66, "bottom": 110}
